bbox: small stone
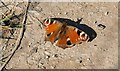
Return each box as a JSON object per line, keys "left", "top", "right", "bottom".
{"left": 58, "top": 12, "right": 61, "bottom": 15}
{"left": 51, "top": 66, "right": 56, "bottom": 69}
{"left": 80, "top": 60, "right": 82, "bottom": 63}
{"left": 32, "top": 47, "right": 38, "bottom": 53}
{"left": 46, "top": 55, "right": 50, "bottom": 59}
{"left": 37, "top": 41, "right": 40, "bottom": 44}
{"left": 42, "top": 66, "right": 46, "bottom": 69}
{"left": 11, "top": 43, "right": 15, "bottom": 46}
{"left": 105, "top": 11, "right": 109, "bottom": 15}
{"left": 28, "top": 43, "right": 32, "bottom": 47}
{"left": 82, "top": 63, "right": 86, "bottom": 66}
{"left": 20, "top": 46, "right": 23, "bottom": 49}
{"left": 95, "top": 21, "right": 97, "bottom": 24}
{"left": 64, "top": 12, "right": 68, "bottom": 15}
{"left": 44, "top": 51, "right": 50, "bottom": 55}
{"left": 97, "top": 24, "right": 106, "bottom": 29}
{"left": 94, "top": 44, "right": 97, "bottom": 46}
{"left": 52, "top": 54, "right": 58, "bottom": 58}
{"left": 87, "top": 58, "right": 90, "bottom": 61}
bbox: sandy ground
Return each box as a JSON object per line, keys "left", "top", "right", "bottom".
{"left": 0, "top": 2, "right": 118, "bottom": 69}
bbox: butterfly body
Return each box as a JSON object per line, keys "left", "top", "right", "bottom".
{"left": 42, "top": 18, "right": 89, "bottom": 49}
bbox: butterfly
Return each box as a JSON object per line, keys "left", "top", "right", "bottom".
{"left": 41, "top": 18, "right": 90, "bottom": 49}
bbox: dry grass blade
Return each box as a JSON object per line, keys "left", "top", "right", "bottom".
{"left": 0, "top": 0, "right": 30, "bottom": 70}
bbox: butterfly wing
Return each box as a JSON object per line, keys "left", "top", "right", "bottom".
{"left": 43, "top": 18, "right": 89, "bottom": 49}
{"left": 43, "top": 18, "right": 63, "bottom": 43}
{"left": 55, "top": 26, "right": 89, "bottom": 49}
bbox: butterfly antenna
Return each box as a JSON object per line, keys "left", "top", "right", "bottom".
{"left": 28, "top": 13, "right": 44, "bottom": 29}
{"left": 76, "top": 18, "right": 83, "bottom": 24}
{"left": 35, "top": 17, "right": 44, "bottom": 29}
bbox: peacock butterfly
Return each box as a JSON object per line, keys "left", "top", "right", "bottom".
{"left": 41, "top": 18, "right": 89, "bottom": 49}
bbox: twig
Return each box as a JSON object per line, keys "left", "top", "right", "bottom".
{"left": 0, "top": 0, "right": 9, "bottom": 10}
{"left": 0, "top": 0, "right": 30, "bottom": 70}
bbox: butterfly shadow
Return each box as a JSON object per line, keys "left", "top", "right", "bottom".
{"left": 51, "top": 18, "right": 97, "bottom": 42}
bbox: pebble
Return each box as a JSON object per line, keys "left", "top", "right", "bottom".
{"left": 57, "top": 12, "right": 61, "bottom": 15}
{"left": 95, "top": 21, "right": 106, "bottom": 29}
{"left": 11, "top": 43, "right": 15, "bottom": 46}
{"left": 87, "top": 58, "right": 90, "bottom": 61}
{"left": 64, "top": 12, "right": 68, "bottom": 15}
{"left": 31, "top": 47, "right": 38, "bottom": 53}
{"left": 95, "top": 21, "right": 97, "bottom": 24}
{"left": 80, "top": 60, "right": 82, "bottom": 63}
{"left": 42, "top": 66, "right": 46, "bottom": 69}
{"left": 105, "top": 11, "right": 109, "bottom": 15}
{"left": 28, "top": 42, "right": 32, "bottom": 47}
{"left": 38, "top": 63, "right": 43, "bottom": 67}
{"left": 51, "top": 66, "right": 55, "bottom": 69}
{"left": 46, "top": 55, "right": 50, "bottom": 59}
{"left": 44, "top": 51, "right": 50, "bottom": 55}
{"left": 94, "top": 44, "right": 97, "bottom": 46}
{"left": 52, "top": 54, "right": 58, "bottom": 58}
{"left": 97, "top": 24, "right": 106, "bottom": 29}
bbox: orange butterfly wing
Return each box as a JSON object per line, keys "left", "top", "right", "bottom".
{"left": 56, "top": 26, "right": 89, "bottom": 49}
{"left": 43, "top": 18, "right": 63, "bottom": 43}
{"left": 43, "top": 18, "right": 89, "bottom": 49}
